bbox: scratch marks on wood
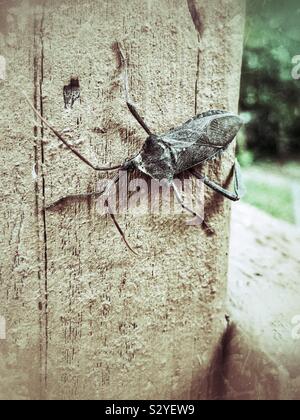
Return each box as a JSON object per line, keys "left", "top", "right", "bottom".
{"left": 186, "top": 0, "right": 205, "bottom": 115}
{"left": 13, "top": 211, "right": 25, "bottom": 269}
{"left": 33, "top": 6, "right": 49, "bottom": 394}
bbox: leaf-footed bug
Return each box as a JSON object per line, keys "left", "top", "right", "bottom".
{"left": 24, "top": 44, "right": 245, "bottom": 255}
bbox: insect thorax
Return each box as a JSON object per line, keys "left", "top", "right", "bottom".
{"left": 133, "top": 111, "right": 243, "bottom": 181}
{"left": 134, "top": 135, "right": 175, "bottom": 181}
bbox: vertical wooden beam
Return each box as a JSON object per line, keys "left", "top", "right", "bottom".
{"left": 0, "top": 0, "right": 245, "bottom": 400}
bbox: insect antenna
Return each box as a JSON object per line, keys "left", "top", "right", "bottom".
{"left": 23, "top": 92, "right": 123, "bottom": 172}
{"left": 126, "top": 102, "right": 152, "bottom": 136}
{"left": 107, "top": 203, "right": 139, "bottom": 256}
{"left": 116, "top": 43, "right": 153, "bottom": 136}
{"left": 90, "top": 171, "right": 138, "bottom": 256}
{"left": 25, "top": 92, "right": 138, "bottom": 254}
{"left": 101, "top": 173, "right": 138, "bottom": 255}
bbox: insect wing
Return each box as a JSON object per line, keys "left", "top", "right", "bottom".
{"left": 205, "top": 113, "right": 243, "bottom": 147}
{"left": 161, "top": 111, "right": 243, "bottom": 173}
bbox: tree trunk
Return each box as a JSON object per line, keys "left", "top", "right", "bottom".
{"left": 0, "top": 0, "right": 245, "bottom": 400}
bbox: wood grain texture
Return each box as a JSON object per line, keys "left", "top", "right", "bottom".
{"left": 0, "top": 0, "right": 245, "bottom": 400}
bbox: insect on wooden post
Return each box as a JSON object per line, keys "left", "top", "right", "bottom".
{"left": 24, "top": 44, "right": 245, "bottom": 254}
{"left": 0, "top": 0, "right": 247, "bottom": 400}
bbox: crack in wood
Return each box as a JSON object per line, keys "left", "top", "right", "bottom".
{"left": 195, "top": 41, "right": 201, "bottom": 115}
{"left": 186, "top": 0, "right": 205, "bottom": 115}
{"left": 187, "top": 0, "right": 204, "bottom": 37}
{"left": 33, "top": 6, "right": 49, "bottom": 396}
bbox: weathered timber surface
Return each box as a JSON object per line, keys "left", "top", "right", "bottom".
{"left": 0, "top": 0, "right": 245, "bottom": 400}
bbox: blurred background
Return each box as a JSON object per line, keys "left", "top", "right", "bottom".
{"left": 238, "top": 0, "right": 300, "bottom": 225}
{"left": 226, "top": 2, "right": 300, "bottom": 399}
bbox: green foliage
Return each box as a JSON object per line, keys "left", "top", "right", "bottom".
{"left": 240, "top": 0, "right": 300, "bottom": 159}
{"left": 238, "top": 148, "right": 255, "bottom": 167}
{"left": 243, "top": 175, "right": 295, "bottom": 224}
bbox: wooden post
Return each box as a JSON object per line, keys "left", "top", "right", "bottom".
{"left": 0, "top": 0, "right": 245, "bottom": 400}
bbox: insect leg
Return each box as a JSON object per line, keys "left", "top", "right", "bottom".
{"left": 100, "top": 173, "right": 138, "bottom": 256}
{"left": 126, "top": 102, "right": 152, "bottom": 136}
{"left": 191, "top": 160, "right": 246, "bottom": 202}
{"left": 107, "top": 205, "right": 139, "bottom": 256}
{"left": 24, "top": 93, "right": 123, "bottom": 172}
{"left": 202, "top": 176, "right": 240, "bottom": 201}
{"left": 116, "top": 44, "right": 153, "bottom": 136}
{"left": 47, "top": 171, "right": 138, "bottom": 255}
{"left": 233, "top": 159, "right": 246, "bottom": 198}
{"left": 171, "top": 181, "right": 204, "bottom": 222}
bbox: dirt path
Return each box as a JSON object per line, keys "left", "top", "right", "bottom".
{"left": 226, "top": 202, "right": 300, "bottom": 399}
